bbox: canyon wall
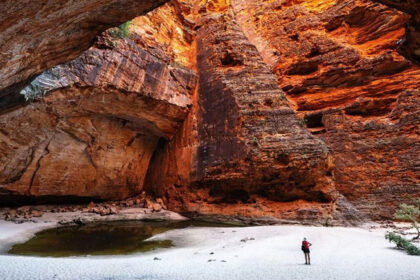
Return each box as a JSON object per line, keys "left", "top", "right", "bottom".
{"left": 374, "top": 0, "right": 420, "bottom": 64}
{"left": 145, "top": 10, "right": 341, "bottom": 223}
{"left": 0, "top": 0, "right": 168, "bottom": 112}
{"left": 145, "top": 0, "right": 419, "bottom": 221}
{"left": 0, "top": 29, "right": 196, "bottom": 204}
{"left": 0, "top": 0, "right": 419, "bottom": 222}
{"left": 230, "top": 0, "right": 420, "bottom": 218}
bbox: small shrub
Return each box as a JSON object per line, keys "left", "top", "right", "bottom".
{"left": 109, "top": 20, "right": 132, "bottom": 39}
{"left": 406, "top": 242, "right": 420, "bottom": 255}
{"left": 385, "top": 232, "right": 420, "bottom": 256}
{"left": 119, "top": 21, "right": 132, "bottom": 37}
{"left": 106, "top": 39, "right": 118, "bottom": 48}
{"left": 385, "top": 232, "right": 406, "bottom": 249}
{"left": 394, "top": 200, "right": 420, "bottom": 240}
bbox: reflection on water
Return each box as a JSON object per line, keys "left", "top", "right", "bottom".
{"left": 8, "top": 220, "right": 236, "bottom": 257}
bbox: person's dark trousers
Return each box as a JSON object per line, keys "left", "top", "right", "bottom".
{"left": 304, "top": 252, "right": 311, "bottom": 264}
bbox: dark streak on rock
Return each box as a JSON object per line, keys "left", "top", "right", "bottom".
{"left": 27, "top": 139, "right": 52, "bottom": 195}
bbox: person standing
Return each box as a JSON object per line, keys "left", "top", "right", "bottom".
{"left": 301, "top": 237, "right": 312, "bottom": 265}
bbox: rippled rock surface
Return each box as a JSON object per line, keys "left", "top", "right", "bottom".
{"left": 0, "top": 0, "right": 419, "bottom": 223}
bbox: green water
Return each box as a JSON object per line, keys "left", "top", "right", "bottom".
{"left": 8, "top": 220, "right": 236, "bottom": 257}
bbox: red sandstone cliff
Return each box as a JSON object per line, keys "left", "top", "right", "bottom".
{"left": 0, "top": 0, "right": 419, "bottom": 223}
{"left": 230, "top": 0, "right": 420, "bottom": 218}
{"left": 0, "top": 0, "right": 169, "bottom": 111}
{"left": 0, "top": 28, "right": 197, "bottom": 203}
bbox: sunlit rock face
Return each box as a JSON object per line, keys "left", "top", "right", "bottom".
{"left": 230, "top": 0, "right": 420, "bottom": 218}
{"left": 145, "top": 0, "right": 419, "bottom": 221}
{"left": 0, "top": 0, "right": 169, "bottom": 112}
{"left": 146, "top": 13, "right": 341, "bottom": 223}
{"left": 0, "top": 31, "right": 197, "bottom": 203}
{"left": 1, "top": 0, "right": 419, "bottom": 222}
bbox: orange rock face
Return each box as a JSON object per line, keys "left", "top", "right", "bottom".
{"left": 230, "top": 0, "right": 420, "bottom": 218}
{"left": 0, "top": 0, "right": 169, "bottom": 111}
{"left": 0, "top": 31, "right": 197, "bottom": 203}
{"left": 374, "top": 0, "right": 420, "bottom": 64}
{"left": 0, "top": 0, "right": 419, "bottom": 222}
{"left": 145, "top": 12, "right": 341, "bottom": 223}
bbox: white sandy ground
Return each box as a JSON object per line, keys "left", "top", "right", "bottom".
{"left": 0, "top": 220, "right": 419, "bottom": 280}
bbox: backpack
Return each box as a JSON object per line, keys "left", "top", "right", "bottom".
{"left": 301, "top": 241, "right": 308, "bottom": 251}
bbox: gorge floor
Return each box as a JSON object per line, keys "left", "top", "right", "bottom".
{"left": 0, "top": 218, "right": 419, "bottom": 280}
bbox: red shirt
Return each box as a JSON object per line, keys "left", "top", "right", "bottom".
{"left": 303, "top": 241, "right": 311, "bottom": 249}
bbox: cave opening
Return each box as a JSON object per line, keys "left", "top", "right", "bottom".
{"left": 304, "top": 112, "right": 324, "bottom": 128}
{"left": 220, "top": 52, "right": 243, "bottom": 67}
{"left": 143, "top": 137, "right": 168, "bottom": 198}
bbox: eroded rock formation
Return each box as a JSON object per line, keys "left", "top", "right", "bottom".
{"left": 230, "top": 0, "right": 420, "bottom": 218}
{"left": 0, "top": 0, "right": 168, "bottom": 111}
{"left": 374, "top": 0, "right": 420, "bottom": 64}
{"left": 145, "top": 10, "right": 340, "bottom": 223}
{"left": 0, "top": 30, "right": 196, "bottom": 203}
{"left": 0, "top": 0, "right": 419, "bottom": 223}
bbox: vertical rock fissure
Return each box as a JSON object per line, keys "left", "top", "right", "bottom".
{"left": 27, "top": 138, "right": 53, "bottom": 196}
